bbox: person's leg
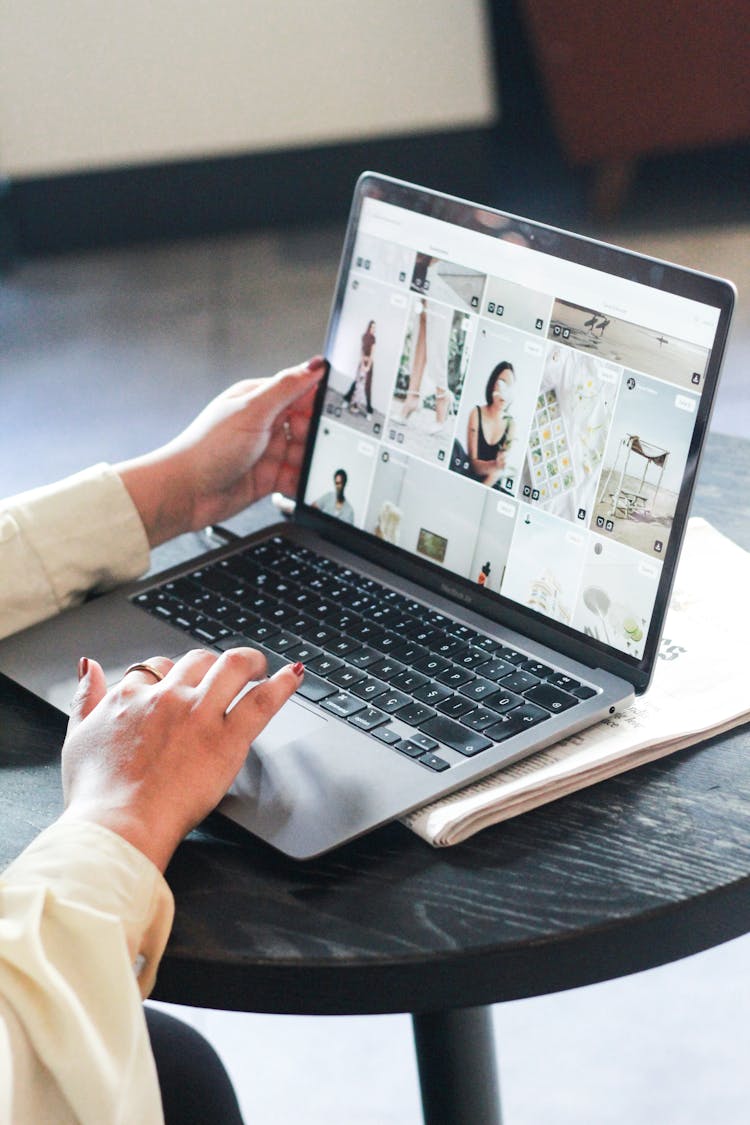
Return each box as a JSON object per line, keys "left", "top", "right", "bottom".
{"left": 401, "top": 303, "right": 427, "bottom": 419}
{"left": 145, "top": 1006, "right": 245, "bottom": 1125}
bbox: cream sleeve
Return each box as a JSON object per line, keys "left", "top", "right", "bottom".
{"left": 0, "top": 819, "right": 174, "bottom": 1125}
{"left": 0, "top": 464, "right": 150, "bottom": 642}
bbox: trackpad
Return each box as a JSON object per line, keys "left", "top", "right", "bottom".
{"left": 220, "top": 698, "right": 379, "bottom": 856}
{"left": 251, "top": 698, "right": 327, "bottom": 754}
{"left": 224, "top": 698, "right": 332, "bottom": 809}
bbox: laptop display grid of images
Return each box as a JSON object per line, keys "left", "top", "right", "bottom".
{"left": 302, "top": 184, "right": 724, "bottom": 673}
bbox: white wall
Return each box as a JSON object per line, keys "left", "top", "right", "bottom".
{"left": 0, "top": 1, "right": 497, "bottom": 177}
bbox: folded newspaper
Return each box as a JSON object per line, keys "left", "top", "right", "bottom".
{"left": 402, "top": 518, "right": 750, "bottom": 847}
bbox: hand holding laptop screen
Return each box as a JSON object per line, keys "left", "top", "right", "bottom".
{"left": 117, "top": 355, "right": 326, "bottom": 548}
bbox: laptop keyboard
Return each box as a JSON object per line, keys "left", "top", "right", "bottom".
{"left": 131, "top": 536, "right": 598, "bottom": 773}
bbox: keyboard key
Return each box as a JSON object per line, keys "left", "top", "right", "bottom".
{"left": 458, "top": 677, "right": 498, "bottom": 702}
{"left": 348, "top": 623, "right": 385, "bottom": 647}
{"left": 419, "top": 753, "right": 450, "bottom": 772}
{"left": 497, "top": 646, "right": 527, "bottom": 665}
{"left": 307, "top": 653, "right": 343, "bottom": 677}
{"left": 454, "top": 647, "right": 491, "bottom": 670}
{"left": 413, "top": 682, "right": 453, "bottom": 706}
{"left": 325, "top": 635, "right": 360, "bottom": 657}
{"left": 391, "top": 669, "right": 429, "bottom": 694}
{"left": 265, "top": 631, "right": 299, "bottom": 654}
{"left": 419, "top": 716, "right": 492, "bottom": 757}
{"left": 351, "top": 676, "right": 388, "bottom": 701}
{"left": 433, "top": 637, "right": 465, "bottom": 658}
{"left": 474, "top": 657, "right": 514, "bottom": 681}
{"left": 368, "top": 657, "right": 406, "bottom": 681}
{"left": 215, "top": 634, "right": 255, "bottom": 651}
{"left": 245, "top": 621, "right": 280, "bottom": 643}
{"left": 321, "top": 692, "right": 366, "bottom": 718}
{"left": 395, "top": 702, "right": 436, "bottom": 726}
{"left": 462, "top": 706, "right": 500, "bottom": 732}
{"left": 521, "top": 659, "right": 554, "bottom": 678}
{"left": 498, "top": 670, "right": 540, "bottom": 693}
{"left": 191, "top": 623, "right": 228, "bottom": 644}
{"left": 436, "top": 695, "right": 476, "bottom": 719}
{"left": 436, "top": 666, "right": 474, "bottom": 689}
{"left": 396, "top": 739, "right": 425, "bottom": 759}
{"left": 300, "top": 624, "right": 338, "bottom": 646}
{"left": 573, "top": 684, "right": 598, "bottom": 700}
{"left": 347, "top": 646, "right": 381, "bottom": 669}
{"left": 295, "top": 673, "right": 338, "bottom": 703}
{"left": 524, "top": 684, "right": 579, "bottom": 713}
{"left": 390, "top": 641, "right": 429, "bottom": 665}
{"left": 372, "top": 725, "right": 401, "bottom": 745}
{"left": 285, "top": 641, "right": 323, "bottom": 663}
{"left": 473, "top": 635, "right": 502, "bottom": 654}
{"left": 329, "top": 666, "right": 366, "bottom": 689}
{"left": 348, "top": 707, "right": 389, "bottom": 731}
{"left": 413, "top": 654, "right": 451, "bottom": 677}
{"left": 483, "top": 688, "right": 524, "bottom": 714}
{"left": 547, "top": 672, "right": 581, "bottom": 691}
{"left": 373, "top": 688, "right": 412, "bottom": 714}
{"left": 485, "top": 703, "right": 549, "bottom": 741}
{"left": 405, "top": 732, "right": 438, "bottom": 753}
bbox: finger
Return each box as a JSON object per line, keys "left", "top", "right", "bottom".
{"left": 198, "top": 646, "right": 270, "bottom": 711}
{"left": 263, "top": 357, "right": 327, "bottom": 418}
{"left": 68, "top": 657, "right": 108, "bottom": 727}
{"left": 121, "top": 655, "right": 174, "bottom": 686}
{"left": 225, "top": 660, "right": 304, "bottom": 734}
{"left": 165, "top": 648, "right": 220, "bottom": 688}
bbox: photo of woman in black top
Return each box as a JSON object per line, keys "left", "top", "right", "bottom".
{"left": 466, "top": 361, "right": 516, "bottom": 488}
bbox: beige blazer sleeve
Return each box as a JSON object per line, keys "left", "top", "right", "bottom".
{"left": 0, "top": 820, "right": 174, "bottom": 1124}
{"left": 0, "top": 464, "right": 150, "bottom": 641}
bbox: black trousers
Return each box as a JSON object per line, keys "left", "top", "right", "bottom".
{"left": 145, "top": 1007, "right": 245, "bottom": 1125}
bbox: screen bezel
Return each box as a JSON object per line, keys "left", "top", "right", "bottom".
{"left": 296, "top": 172, "right": 735, "bottom": 694}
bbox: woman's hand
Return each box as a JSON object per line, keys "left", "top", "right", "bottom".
{"left": 117, "top": 356, "right": 326, "bottom": 546}
{"left": 60, "top": 649, "right": 304, "bottom": 872}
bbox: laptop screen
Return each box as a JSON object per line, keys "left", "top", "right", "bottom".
{"left": 301, "top": 175, "right": 733, "bottom": 676}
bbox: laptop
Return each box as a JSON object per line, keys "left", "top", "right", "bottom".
{"left": 0, "top": 173, "right": 735, "bottom": 859}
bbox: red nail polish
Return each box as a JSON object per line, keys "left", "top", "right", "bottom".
{"left": 78, "top": 657, "right": 89, "bottom": 680}
{"left": 291, "top": 661, "right": 305, "bottom": 677}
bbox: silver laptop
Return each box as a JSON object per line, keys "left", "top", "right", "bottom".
{"left": 0, "top": 173, "right": 735, "bottom": 859}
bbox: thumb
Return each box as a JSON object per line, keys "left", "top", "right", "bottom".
{"left": 263, "top": 356, "right": 328, "bottom": 417}
{"left": 69, "top": 657, "right": 108, "bottom": 728}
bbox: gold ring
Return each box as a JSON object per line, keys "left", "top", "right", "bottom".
{"left": 124, "top": 661, "right": 165, "bottom": 683}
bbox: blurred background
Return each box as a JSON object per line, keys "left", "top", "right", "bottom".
{"left": 2, "top": 2, "right": 749, "bottom": 1121}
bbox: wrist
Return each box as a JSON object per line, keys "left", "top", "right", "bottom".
{"left": 116, "top": 448, "right": 191, "bottom": 547}
{"left": 60, "top": 801, "right": 183, "bottom": 874}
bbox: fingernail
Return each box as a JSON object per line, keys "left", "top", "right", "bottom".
{"left": 290, "top": 661, "right": 305, "bottom": 677}
{"left": 78, "top": 657, "right": 89, "bottom": 681}
{"left": 307, "top": 355, "right": 327, "bottom": 372}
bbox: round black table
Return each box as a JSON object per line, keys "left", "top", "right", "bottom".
{"left": 3, "top": 432, "right": 750, "bottom": 1124}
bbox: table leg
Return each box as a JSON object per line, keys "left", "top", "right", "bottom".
{"left": 411, "top": 1005, "right": 502, "bottom": 1125}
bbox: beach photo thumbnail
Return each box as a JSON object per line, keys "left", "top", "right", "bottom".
{"left": 548, "top": 298, "right": 710, "bottom": 390}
